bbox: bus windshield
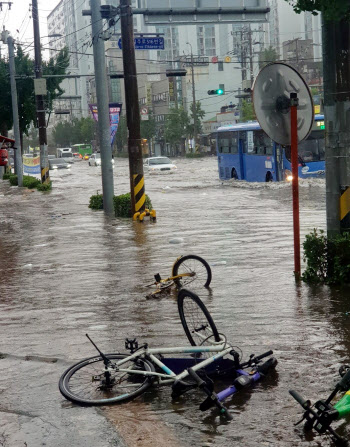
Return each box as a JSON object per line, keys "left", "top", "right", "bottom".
{"left": 285, "top": 130, "right": 325, "bottom": 162}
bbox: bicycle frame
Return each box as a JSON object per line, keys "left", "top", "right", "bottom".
{"left": 112, "top": 343, "right": 231, "bottom": 386}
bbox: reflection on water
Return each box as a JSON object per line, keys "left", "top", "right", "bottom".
{"left": 0, "top": 158, "right": 348, "bottom": 446}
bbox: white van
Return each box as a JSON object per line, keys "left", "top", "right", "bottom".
{"left": 57, "top": 147, "right": 72, "bottom": 158}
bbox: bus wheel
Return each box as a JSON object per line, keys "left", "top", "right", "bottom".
{"left": 265, "top": 172, "right": 273, "bottom": 182}
{"left": 231, "top": 168, "right": 238, "bottom": 180}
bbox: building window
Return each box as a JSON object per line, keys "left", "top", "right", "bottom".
{"left": 218, "top": 61, "right": 223, "bottom": 71}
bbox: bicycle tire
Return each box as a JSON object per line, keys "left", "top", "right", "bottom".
{"left": 59, "top": 353, "right": 154, "bottom": 405}
{"left": 178, "top": 289, "right": 220, "bottom": 346}
{"left": 172, "top": 255, "right": 212, "bottom": 288}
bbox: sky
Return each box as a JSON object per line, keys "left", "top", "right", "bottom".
{"left": 1, "top": 0, "right": 61, "bottom": 59}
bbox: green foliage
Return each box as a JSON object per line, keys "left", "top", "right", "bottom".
{"left": 89, "top": 194, "right": 104, "bottom": 210}
{"left": 0, "top": 46, "right": 69, "bottom": 138}
{"left": 9, "top": 174, "right": 18, "bottom": 186}
{"left": 188, "top": 101, "right": 206, "bottom": 137}
{"left": 115, "top": 114, "right": 128, "bottom": 152}
{"left": 241, "top": 100, "right": 256, "bottom": 122}
{"left": 52, "top": 117, "right": 96, "bottom": 147}
{"left": 140, "top": 113, "right": 156, "bottom": 141}
{"left": 302, "top": 229, "right": 350, "bottom": 284}
{"left": 36, "top": 181, "right": 52, "bottom": 191}
{"left": 89, "top": 192, "right": 153, "bottom": 218}
{"left": 2, "top": 173, "right": 11, "bottom": 180}
{"left": 23, "top": 175, "right": 40, "bottom": 189}
{"left": 259, "top": 46, "right": 279, "bottom": 68}
{"left": 165, "top": 106, "right": 190, "bottom": 148}
{"left": 185, "top": 152, "right": 205, "bottom": 158}
{"left": 284, "top": 0, "right": 350, "bottom": 21}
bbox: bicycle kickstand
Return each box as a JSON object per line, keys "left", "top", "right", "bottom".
{"left": 187, "top": 368, "right": 233, "bottom": 420}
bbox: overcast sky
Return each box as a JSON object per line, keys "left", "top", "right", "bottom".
{"left": 1, "top": 0, "right": 61, "bottom": 58}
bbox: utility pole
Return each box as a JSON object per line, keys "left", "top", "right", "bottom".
{"left": 187, "top": 42, "right": 197, "bottom": 152}
{"left": 7, "top": 34, "right": 23, "bottom": 186}
{"left": 322, "top": 16, "right": 350, "bottom": 236}
{"left": 32, "top": 0, "right": 49, "bottom": 185}
{"left": 120, "top": 0, "right": 146, "bottom": 216}
{"left": 248, "top": 25, "right": 254, "bottom": 84}
{"left": 90, "top": 0, "right": 114, "bottom": 216}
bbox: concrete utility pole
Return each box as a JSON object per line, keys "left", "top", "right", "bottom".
{"left": 7, "top": 34, "right": 23, "bottom": 186}
{"left": 32, "top": 0, "right": 49, "bottom": 185}
{"left": 120, "top": 0, "right": 146, "bottom": 215}
{"left": 187, "top": 42, "right": 197, "bottom": 152}
{"left": 322, "top": 16, "right": 350, "bottom": 236}
{"left": 90, "top": 0, "right": 114, "bottom": 216}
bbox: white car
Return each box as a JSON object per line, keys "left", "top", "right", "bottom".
{"left": 89, "top": 153, "right": 114, "bottom": 167}
{"left": 143, "top": 157, "right": 177, "bottom": 173}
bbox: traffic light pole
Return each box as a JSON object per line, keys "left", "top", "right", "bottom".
{"left": 120, "top": 0, "right": 146, "bottom": 216}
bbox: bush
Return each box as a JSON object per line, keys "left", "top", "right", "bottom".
{"left": 23, "top": 175, "right": 40, "bottom": 189}
{"left": 113, "top": 192, "right": 152, "bottom": 218}
{"left": 89, "top": 194, "right": 104, "bottom": 210}
{"left": 302, "top": 229, "right": 350, "bottom": 285}
{"left": 9, "top": 174, "right": 18, "bottom": 186}
{"left": 2, "top": 173, "right": 11, "bottom": 180}
{"left": 37, "top": 181, "right": 52, "bottom": 191}
{"left": 185, "top": 152, "right": 205, "bottom": 158}
{"left": 89, "top": 192, "right": 153, "bottom": 217}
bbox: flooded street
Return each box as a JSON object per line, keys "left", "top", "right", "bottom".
{"left": 1, "top": 157, "right": 349, "bottom": 446}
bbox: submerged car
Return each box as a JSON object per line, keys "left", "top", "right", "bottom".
{"left": 88, "top": 153, "right": 115, "bottom": 166}
{"left": 49, "top": 158, "right": 71, "bottom": 170}
{"left": 143, "top": 157, "right": 177, "bottom": 172}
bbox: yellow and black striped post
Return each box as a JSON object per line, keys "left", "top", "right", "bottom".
{"left": 340, "top": 186, "right": 350, "bottom": 230}
{"left": 133, "top": 173, "right": 145, "bottom": 214}
{"left": 41, "top": 165, "right": 50, "bottom": 184}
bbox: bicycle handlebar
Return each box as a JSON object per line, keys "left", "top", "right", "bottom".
{"left": 289, "top": 390, "right": 309, "bottom": 409}
{"left": 240, "top": 350, "right": 273, "bottom": 368}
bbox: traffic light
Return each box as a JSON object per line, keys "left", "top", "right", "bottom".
{"left": 207, "top": 88, "right": 224, "bottom": 95}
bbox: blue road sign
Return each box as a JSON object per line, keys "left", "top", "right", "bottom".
{"left": 118, "top": 37, "right": 164, "bottom": 50}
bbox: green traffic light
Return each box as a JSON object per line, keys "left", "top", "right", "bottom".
{"left": 217, "top": 89, "right": 224, "bottom": 95}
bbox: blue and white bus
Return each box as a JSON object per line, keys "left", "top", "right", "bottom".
{"left": 217, "top": 115, "right": 325, "bottom": 182}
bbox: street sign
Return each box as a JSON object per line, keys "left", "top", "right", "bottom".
{"left": 141, "top": 106, "right": 149, "bottom": 121}
{"left": 118, "top": 37, "right": 164, "bottom": 50}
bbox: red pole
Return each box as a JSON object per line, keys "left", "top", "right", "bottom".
{"left": 290, "top": 92, "right": 301, "bottom": 277}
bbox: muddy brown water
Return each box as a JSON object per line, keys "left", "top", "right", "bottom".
{"left": 0, "top": 157, "right": 349, "bottom": 446}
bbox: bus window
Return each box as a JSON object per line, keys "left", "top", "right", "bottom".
{"left": 218, "top": 132, "right": 238, "bottom": 154}
{"left": 285, "top": 130, "right": 325, "bottom": 162}
{"left": 253, "top": 130, "right": 272, "bottom": 156}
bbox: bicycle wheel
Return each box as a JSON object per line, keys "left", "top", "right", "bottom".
{"left": 178, "top": 289, "right": 220, "bottom": 346}
{"left": 59, "top": 353, "right": 154, "bottom": 405}
{"left": 172, "top": 255, "right": 212, "bottom": 288}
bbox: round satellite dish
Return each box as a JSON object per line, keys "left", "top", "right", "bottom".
{"left": 252, "top": 62, "right": 313, "bottom": 146}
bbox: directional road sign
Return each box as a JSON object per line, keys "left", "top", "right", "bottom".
{"left": 118, "top": 37, "right": 164, "bottom": 50}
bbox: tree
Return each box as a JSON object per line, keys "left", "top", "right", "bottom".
{"left": 164, "top": 106, "right": 190, "bottom": 153}
{"left": 0, "top": 45, "right": 69, "bottom": 140}
{"left": 52, "top": 117, "right": 96, "bottom": 146}
{"left": 259, "top": 46, "right": 279, "bottom": 68}
{"left": 140, "top": 113, "right": 156, "bottom": 141}
{"left": 189, "top": 101, "right": 206, "bottom": 136}
{"left": 241, "top": 100, "right": 256, "bottom": 122}
{"left": 284, "top": 0, "right": 350, "bottom": 236}
{"left": 115, "top": 114, "right": 127, "bottom": 152}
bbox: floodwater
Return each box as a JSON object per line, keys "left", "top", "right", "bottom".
{"left": 0, "top": 157, "right": 349, "bottom": 447}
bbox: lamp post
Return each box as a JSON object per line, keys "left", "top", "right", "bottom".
{"left": 186, "top": 42, "right": 197, "bottom": 153}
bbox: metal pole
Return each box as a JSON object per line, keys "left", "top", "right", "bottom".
{"left": 187, "top": 43, "right": 197, "bottom": 152}
{"left": 120, "top": 0, "right": 146, "bottom": 216}
{"left": 32, "top": 0, "right": 49, "bottom": 185}
{"left": 290, "top": 92, "right": 301, "bottom": 277}
{"left": 248, "top": 25, "right": 254, "bottom": 84}
{"left": 7, "top": 35, "right": 23, "bottom": 186}
{"left": 90, "top": 0, "right": 114, "bottom": 216}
